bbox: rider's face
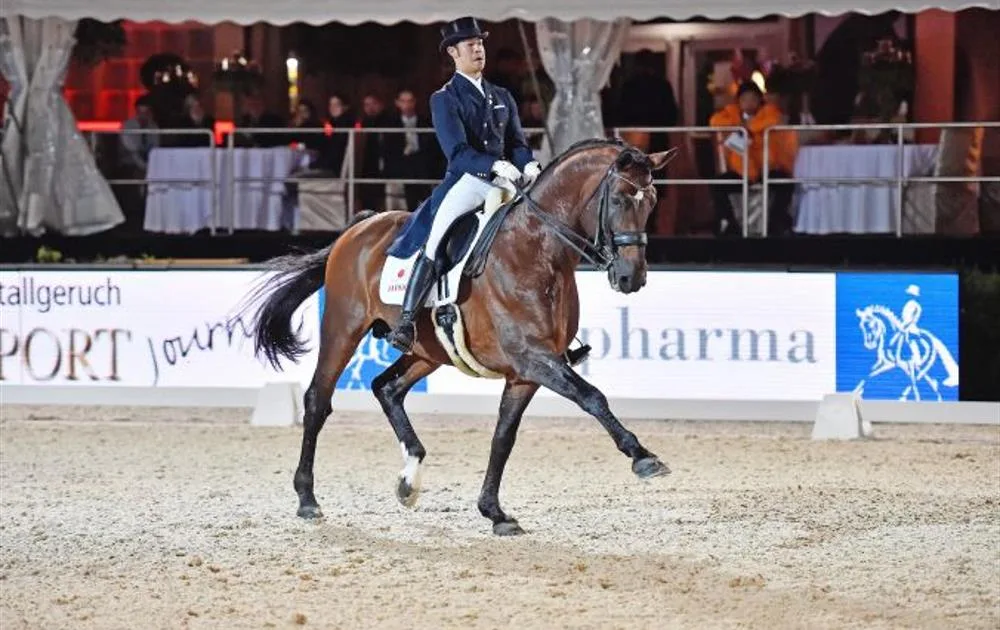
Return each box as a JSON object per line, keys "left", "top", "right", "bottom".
{"left": 448, "top": 38, "right": 486, "bottom": 76}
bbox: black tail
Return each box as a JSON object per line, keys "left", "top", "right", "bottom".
{"left": 242, "top": 212, "right": 379, "bottom": 370}
{"left": 242, "top": 244, "right": 332, "bottom": 370}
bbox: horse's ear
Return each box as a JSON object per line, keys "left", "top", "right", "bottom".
{"left": 647, "top": 147, "right": 680, "bottom": 172}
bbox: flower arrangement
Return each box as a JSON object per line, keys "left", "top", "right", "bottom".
{"left": 212, "top": 52, "right": 264, "bottom": 97}
{"left": 138, "top": 53, "right": 200, "bottom": 125}
{"left": 855, "top": 37, "right": 914, "bottom": 122}
{"left": 763, "top": 53, "right": 818, "bottom": 96}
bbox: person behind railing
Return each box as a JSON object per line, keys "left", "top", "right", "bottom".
{"left": 288, "top": 98, "right": 326, "bottom": 163}
{"left": 709, "top": 80, "right": 798, "bottom": 236}
{"left": 314, "top": 93, "right": 356, "bottom": 174}
{"left": 119, "top": 94, "right": 159, "bottom": 174}
{"left": 166, "top": 94, "right": 216, "bottom": 148}
{"left": 520, "top": 95, "right": 546, "bottom": 152}
{"left": 116, "top": 93, "right": 159, "bottom": 232}
{"left": 384, "top": 88, "right": 438, "bottom": 212}
{"left": 235, "top": 94, "right": 286, "bottom": 148}
{"left": 358, "top": 93, "right": 394, "bottom": 211}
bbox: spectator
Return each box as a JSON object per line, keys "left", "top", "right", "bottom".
{"left": 384, "top": 88, "right": 438, "bottom": 212}
{"left": 316, "top": 93, "right": 356, "bottom": 174}
{"left": 236, "top": 94, "right": 285, "bottom": 147}
{"left": 120, "top": 94, "right": 159, "bottom": 174}
{"left": 288, "top": 99, "right": 325, "bottom": 156}
{"left": 709, "top": 80, "right": 798, "bottom": 236}
{"left": 486, "top": 47, "right": 524, "bottom": 104}
{"left": 170, "top": 94, "right": 215, "bottom": 147}
{"left": 358, "top": 93, "right": 393, "bottom": 211}
{"left": 116, "top": 93, "right": 159, "bottom": 232}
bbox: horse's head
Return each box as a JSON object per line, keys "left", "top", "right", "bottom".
{"left": 856, "top": 306, "right": 885, "bottom": 350}
{"left": 595, "top": 146, "right": 678, "bottom": 294}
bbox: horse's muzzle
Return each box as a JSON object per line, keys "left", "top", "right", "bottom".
{"left": 608, "top": 257, "right": 646, "bottom": 294}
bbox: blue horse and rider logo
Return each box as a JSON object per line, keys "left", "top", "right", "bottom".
{"left": 317, "top": 290, "right": 428, "bottom": 392}
{"left": 836, "top": 274, "right": 959, "bottom": 401}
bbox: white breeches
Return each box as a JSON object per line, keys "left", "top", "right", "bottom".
{"left": 425, "top": 173, "right": 496, "bottom": 259}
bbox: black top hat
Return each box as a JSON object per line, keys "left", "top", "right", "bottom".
{"left": 439, "top": 17, "right": 489, "bottom": 52}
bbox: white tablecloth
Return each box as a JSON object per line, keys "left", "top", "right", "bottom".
{"left": 144, "top": 147, "right": 307, "bottom": 234}
{"left": 793, "top": 144, "right": 938, "bottom": 235}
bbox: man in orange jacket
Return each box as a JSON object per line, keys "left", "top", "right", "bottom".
{"left": 709, "top": 81, "right": 797, "bottom": 236}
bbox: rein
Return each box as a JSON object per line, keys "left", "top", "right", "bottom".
{"left": 511, "top": 153, "right": 651, "bottom": 271}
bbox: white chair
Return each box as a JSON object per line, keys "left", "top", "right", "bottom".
{"left": 296, "top": 155, "right": 351, "bottom": 232}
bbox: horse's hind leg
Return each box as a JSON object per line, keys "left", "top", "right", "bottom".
{"left": 371, "top": 354, "right": 439, "bottom": 508}
{"left": 294, "top": 315, "right": 367, "bottom": 519}
{"left": 478, "top": 379, "right": 539, "bottom": 536}
{"left": 518, "top": 353, "right": 670, "bottom": 479}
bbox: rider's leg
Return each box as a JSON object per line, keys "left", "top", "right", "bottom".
{"left": 387, "top": 174, "right": 494, "bottom": 353}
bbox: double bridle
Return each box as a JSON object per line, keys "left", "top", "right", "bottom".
{"left": 512, "top": 154, "right": 653, "bottom": 271}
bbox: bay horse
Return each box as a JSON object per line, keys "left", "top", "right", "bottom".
{"left": 243, "top": 137, "right": 677, "bottom": 536}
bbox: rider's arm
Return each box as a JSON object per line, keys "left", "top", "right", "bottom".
{"left": 430, "top": 89, "right": 497, "bottom": 178}
{"left": 500, "top": 90, "right": 535, "bottom": 171}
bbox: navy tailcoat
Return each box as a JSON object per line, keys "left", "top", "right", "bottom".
{"left": 386, "top": 73, "right": 534, "bottom": 258}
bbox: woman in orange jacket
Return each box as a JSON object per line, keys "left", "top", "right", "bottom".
{"left": 709, "top": 81, "right": 798, "bottom": 236}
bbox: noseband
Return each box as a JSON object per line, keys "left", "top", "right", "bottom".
{"left": 513, "top": 153, "right": 653, "bottom": 271}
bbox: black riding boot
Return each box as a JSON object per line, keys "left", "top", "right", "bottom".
{"left": 387, "top": 254, "right": 438, "bottom": 353}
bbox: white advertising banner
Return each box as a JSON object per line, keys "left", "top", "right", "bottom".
{"left": 0, "top": 270, "right": 319, "bottom": 388}
{"left": 425, "top": 271, "right": 837, "bottom": 401}
{"left": 3, "top": 269, "right": 837, "bottom": 402}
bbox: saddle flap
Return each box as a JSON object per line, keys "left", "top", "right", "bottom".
{"left": 436, "top": 210, "right": 482, "bottom": 273}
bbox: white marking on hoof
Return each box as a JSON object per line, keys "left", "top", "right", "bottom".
{"left": 397, "top": 441, "right": 422, "bottom": 508}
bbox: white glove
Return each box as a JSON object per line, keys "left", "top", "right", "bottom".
{"left": 490, "top": 160, "right": 521, "bottom": 183}
{"left": 522, "top": 161, "right": 542, "bottom": 185}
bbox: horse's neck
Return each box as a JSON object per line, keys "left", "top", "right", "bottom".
{"left": 531, "top": 152, "right": 608, "bottom": 241}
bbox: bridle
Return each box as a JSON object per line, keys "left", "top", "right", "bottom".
{"left": 511, "top": 152, "right": 654, "bottom": 271}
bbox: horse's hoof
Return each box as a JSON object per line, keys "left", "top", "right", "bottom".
{"left": 396, "top": 476, "right": 420, "bottom": 509}
{"left": 633, "top": 456, "right": 671, "bottom": 479}
{"left": 493, "top": 520, "right": 525, "bottom": 536}
{"left": 297, "top": 504, "right": 324, "bottom": 519}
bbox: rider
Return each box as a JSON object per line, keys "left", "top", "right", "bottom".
{"left": 386, "top": 16, "right": 542, "bottom": 353}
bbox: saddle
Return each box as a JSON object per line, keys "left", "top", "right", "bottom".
{"left": 376, "top": 184, "right": 591, "bottom": 373}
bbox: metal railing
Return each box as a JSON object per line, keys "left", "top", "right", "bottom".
{"left": 84, "top": 127, "right": 220, "bottom": 231}
{"left": 611, "top": 126, "right": 752, "bottom": 235}
{"left": 762, "top": 121, "right": 1000, "bottom": 237}
{"left": 81, "top": 121, "right": 999, "bottom": 238}
{"left": 91, "top": 124, "right": 751, "bottom": 235}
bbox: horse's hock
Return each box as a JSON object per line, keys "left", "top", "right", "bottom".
{"left": 2, "top": 405, "right": 998, "bottom": 629}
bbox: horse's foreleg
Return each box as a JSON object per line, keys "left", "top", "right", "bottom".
{"left": 518, "top": 354, "right": 670, "bottom": 479}
{"left": 294, "top": 317, "right": 367, "bottom": 519}
{"left": 372, "top": 354, "right": 438, "bottom": 508}
{"left": 477, "top": 380, "right": 539, "bottom": 536}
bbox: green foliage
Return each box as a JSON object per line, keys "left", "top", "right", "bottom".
{"left": 34, "top": 246, "right": 63, "bottom": 263}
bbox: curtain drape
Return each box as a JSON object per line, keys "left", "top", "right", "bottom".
{"left": 534, "top": 18, "right": 630, "bottom": 161}
{"left": 0, "top": 18, "right": 28, "bottom": 235}
{"left": 1, "top": 16, "right": 124, "bottom": 237}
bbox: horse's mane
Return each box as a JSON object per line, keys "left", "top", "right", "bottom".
{"left": 861, "top": 304, "right": 904, "bottom": 329}
{"left": 535, "top": 136, "right": 651, "bottom": 185}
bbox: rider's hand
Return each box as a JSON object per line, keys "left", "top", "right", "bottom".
{"left": 522, "top": 161, "right": 542, "bottom": 186}
{"left": 490, "top": 160, "right": 521, "bottom": 183}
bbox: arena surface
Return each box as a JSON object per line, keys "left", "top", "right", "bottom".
{"left": 2, "top": 405, "right": 998, "bottom": 629}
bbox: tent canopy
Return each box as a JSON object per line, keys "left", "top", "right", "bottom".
{"left": 6, "top": 0, "right": 995, "bottom": 25}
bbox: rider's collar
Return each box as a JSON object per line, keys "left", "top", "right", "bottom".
{"left": 456, "top": 71, "right": 485, "bottom": 96}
